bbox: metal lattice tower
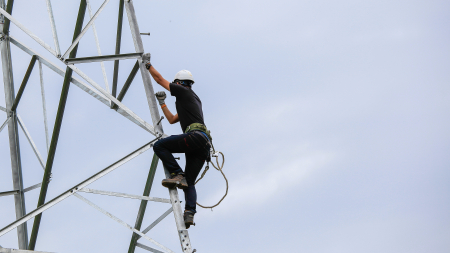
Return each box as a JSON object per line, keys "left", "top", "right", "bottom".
{"left": 0, "top": 0, "right": 194, "bottom": 252}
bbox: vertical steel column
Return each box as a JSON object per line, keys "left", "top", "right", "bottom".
{"left": 128, "top": 153, "right": 159, "bottom": 253}
{"left": 28, "top": 0, "right": 87, "bottom": 249}
{"left": 0, "top": 0, "right": 28, "bottom": 248}
{"left": 2, "top": 0, "right": 13, "bottom": 34}
{"left": 111, "top": 0, "right": 124, "bottom": 104}
{"left": 125, "top": 1, "right": 193, "bottom": 252}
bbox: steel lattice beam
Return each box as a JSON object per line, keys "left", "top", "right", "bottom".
{"left": 28, "top": 0, "right": 88, "bottom": 249}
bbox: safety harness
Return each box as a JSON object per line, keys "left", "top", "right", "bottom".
{"left": 184, "top": 123, "right": 212, "bottom": 141}
{"left": 184, "top": 123, "right": 228, "bottom": 210}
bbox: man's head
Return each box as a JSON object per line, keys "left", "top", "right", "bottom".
{"left": 174, "top": 70, "right": 194, "bottom": 87}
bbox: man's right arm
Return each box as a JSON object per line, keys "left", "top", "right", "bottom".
{"left": 148, "top": 66, "right": 171, "bottom": 91}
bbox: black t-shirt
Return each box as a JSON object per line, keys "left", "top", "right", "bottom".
{"left": 170, "top": 83, "right": 205, "bottom": 132}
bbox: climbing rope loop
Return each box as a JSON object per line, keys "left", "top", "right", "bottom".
{"left": 195, "top": 151, "right": 228, "bottom": 209}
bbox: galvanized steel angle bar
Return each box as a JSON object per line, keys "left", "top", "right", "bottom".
{"left": 0, "top": 190, "right": 19, "bottom": 197}
{"left": 112, "top": 0, "right": 125, "bottom": 100}
{"left": 1, "top": 5, "right": 29, "bottom": 247}
{"left": 29, "top": 1, "right": 88, "bottom": 248}
{"left": 136, "top": 243, "right": 165, "bottom": 253}
{"left": 11, "top": 55, "right": 37, "bottom": 112}
{"left": 44, "top": 0, "right": 60, "bottom": 56}
{"left": 128, "top": 153, "right": 160, "bottom": 253}
{"left": 65, "top": 53, "right": 142, "bottom": 64}
{"left": 38, "top": 60, "right": 50, "bottom": 151}
{"left": 0, "top": 105, "right": 6, "bottom": 112}
{"left": 73, "top": 193, "right": 175, "bottom": 253}
{"left": 78, "top": 188, "right": 170, "bottom": 203}
{"left": 86, "top": 0, "right": 110, "bottom": 94}
{"left": 61, "top": 0, "right": 111, "bottom": 60}
{"left": 0, "top": 8, "right": 57, "bottom": 57}
{"left": 0, "top": 138, "right": 158, "bottom": 239}
{"left": 9, "top": 36, "right": 157, "bottom": 135}
{"left": 140, "top": 207, "right": 173, "bottom": 236}
{"left": 17, "top": 114, "right": 45, "bottom": 169}
{"left": 0, "top": 248, "right": 54, "bottom": 253}
{"left": 23, "top": 183, "right": 42, "bottom": 193}
{"left": 67, "top": 64, "right": 157, "bottom": 136}
{"left": 0, "top": 117, "right": 11, "bottom": 133}
{"left": 1, "top": 0, "right": 13, "bottom": 34}
{"left": 112, "top": 60, "right": 139, "bottom": 111}
{"left": 9, "top": 36, "right": 110, "bottom": 105}
{"left": 125, "top": 1, "right": 194, "bottom": 252}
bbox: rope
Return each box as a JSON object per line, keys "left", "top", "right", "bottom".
{"left": 195, "top": 151, "right": 228, "bottom": 209}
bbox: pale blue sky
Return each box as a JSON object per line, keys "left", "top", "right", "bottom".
{"left": 0, "top": 0, "right": 449, "bottom": 252}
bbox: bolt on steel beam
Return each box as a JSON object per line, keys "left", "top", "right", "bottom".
{"left": 28, "top": 0, "right": 87, "bottom": 249}
{"left": 11, "top": 55, "right": 37, "bottom": 112}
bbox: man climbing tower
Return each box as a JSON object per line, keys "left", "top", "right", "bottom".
{"left": 142, "top": 53, "right": 211, "bottom": 229}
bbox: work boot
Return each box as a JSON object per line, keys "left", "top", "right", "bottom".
{"left": 184, "top": 210, "right": 195, "bottom": 229}
{"left": 162, "top": 173, "right": 188, "bottom": 189}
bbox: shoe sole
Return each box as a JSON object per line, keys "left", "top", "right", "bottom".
{"left": 177, "top": 183, "right": 188, "bottom": 190}
{"left": 185, "top": 222, "right": 195, "bottom": 229}
{"left": 162, "top": 180, "right": 179, "bottom": 188}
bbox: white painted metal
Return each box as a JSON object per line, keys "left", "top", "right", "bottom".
{"left": 44, "top": 0, "right": 61, "bottom": 56}
{"left": 78, "top": 188, "right": 171, "bottom": 203}
{"left": 17, "top": 114, "right": 45, "bottom": 169}
{"left": 0, "top": 139, "right": 157, "bottom": 238}
{"left": 0, "top": 117, "right": 10, "bottom": 133}
{"left": 73, "top": 193, "right": 175, "bottom": 253}
{"left": 86, "top": 0, "right": 110, "bottom": 94}
{"left": 141, "top": 207, "right": 173, "bottom": 235}
{"left": 0, "top": 8, "right": 57, "bottom": 57}
{"left": 125, "top": 1, "right": 194, "bottom": 252}
{"left": 61, "top": 0, "right": 111, "bottom": 59}
{"left": 136, "top": 243, "right": 165, "bottom": 253}
{"left": 38, "top": 60, "right": 50, "bottom": 152}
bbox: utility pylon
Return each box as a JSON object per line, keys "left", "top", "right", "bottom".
{"left": 0, "top": 1, "right": 194, "bottom": 252}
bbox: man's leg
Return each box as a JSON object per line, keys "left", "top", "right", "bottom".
{"left": 182, "top": 152, "right": 206, "bottom": 228}
{"left": 153, "top": 134, "right": 192, "bottom": 188}
{"left": 153, "top": 134, "right": 186, "bottom": 174}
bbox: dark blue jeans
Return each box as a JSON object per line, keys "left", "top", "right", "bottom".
{"left": 153, "top": 131, "right": 210, "bottom": 213}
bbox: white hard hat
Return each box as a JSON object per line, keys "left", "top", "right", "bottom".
{"left": 174, "top": 70, "right": 195, "bottom": 84}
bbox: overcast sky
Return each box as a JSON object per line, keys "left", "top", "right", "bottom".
{"left": 0, "top": 0, "right": 449, "bottom": 252}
